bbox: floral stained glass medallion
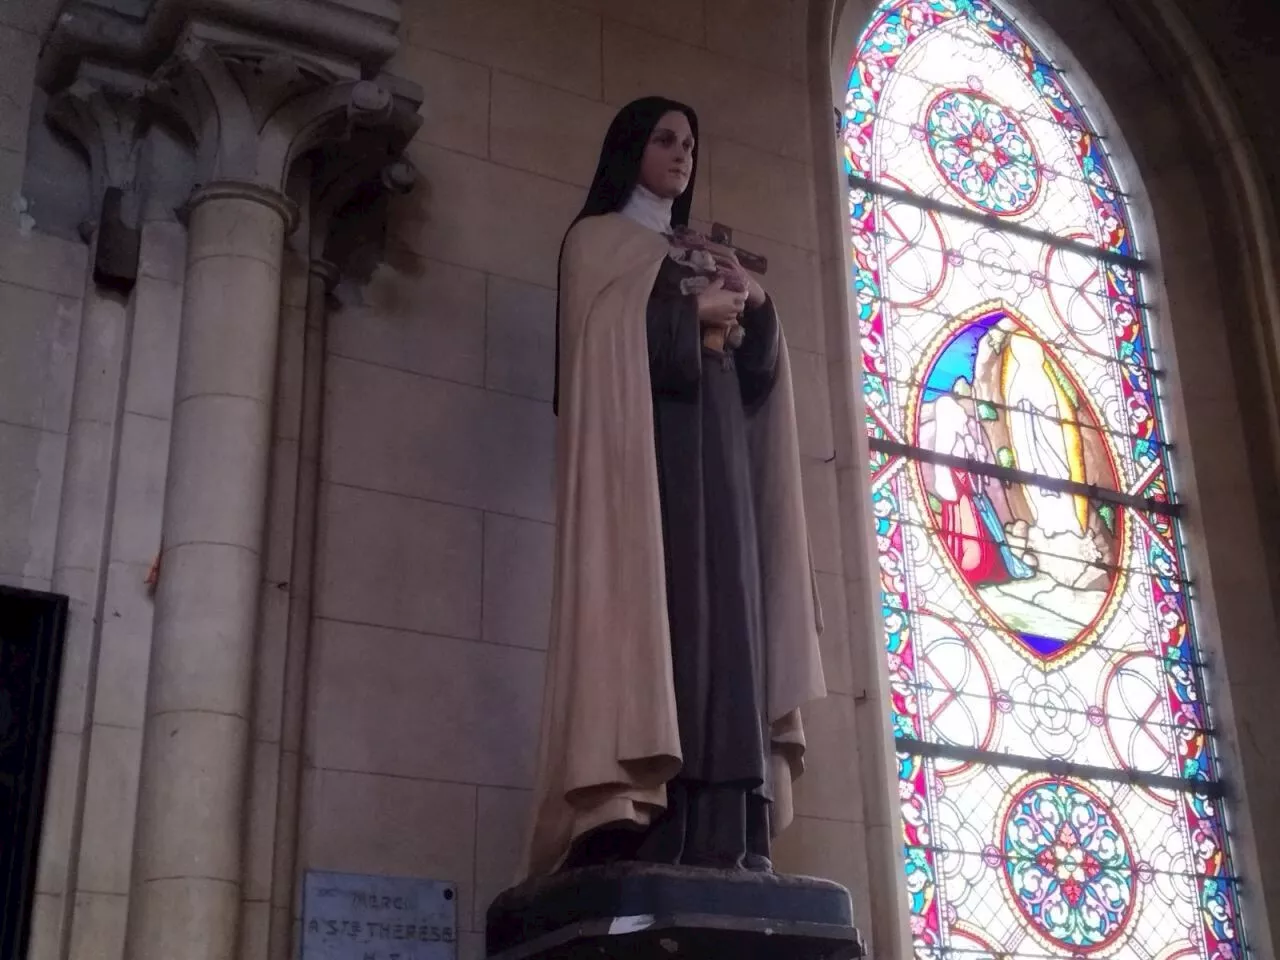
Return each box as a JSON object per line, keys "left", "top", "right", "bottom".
{"left": 925, "top": 90, "right": 1042, "bottom": 215}
{"left": 844, "top": 4, "right": 1248, "bottom": 960}
{"left": 998, "top": 777, "right": 1136, "bottom": 950}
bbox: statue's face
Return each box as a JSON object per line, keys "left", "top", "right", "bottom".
{"left": 638, "top": 110, "right": 695, "bottom": 200}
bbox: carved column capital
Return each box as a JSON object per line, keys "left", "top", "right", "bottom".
{"left": 148, "top": 21, "right": 411, "bottom": 229}
{"left": 46, "top": 61, "right": 149, "bottom": 218}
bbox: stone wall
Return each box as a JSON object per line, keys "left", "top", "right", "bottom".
{"left": 0, "top": 0, "right": 84, "bottom": 592}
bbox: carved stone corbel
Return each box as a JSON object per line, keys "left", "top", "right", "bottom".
{"left": 308, "top": 74, "right": 423, "bottom": 285}
{"left": 46, "top": 62, "right": 149, "bottom": 290}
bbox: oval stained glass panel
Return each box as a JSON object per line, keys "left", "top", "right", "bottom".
{"left": 912, "top": 303, "right": 1125, "bottom": 664}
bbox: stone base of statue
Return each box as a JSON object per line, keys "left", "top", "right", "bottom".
{"left": 484, "top": 863, "right": 864, "bottom": 960}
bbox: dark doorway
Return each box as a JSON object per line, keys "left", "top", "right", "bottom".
{"left": 0, "top": 586, "right": 67, "bottom": 960}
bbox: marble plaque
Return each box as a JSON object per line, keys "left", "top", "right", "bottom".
{"left": 303, "top": 870, "right": 458, "bottom": 960}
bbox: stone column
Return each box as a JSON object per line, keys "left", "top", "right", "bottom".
{"left": 35, "top": 64, "right": 146, "bottom": 960}
{"left": 124, "top": 24, "right": 403, "bottom": 960}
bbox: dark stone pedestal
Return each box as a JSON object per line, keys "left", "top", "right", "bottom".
{"left": 485, "top": 864, "right": 864, "bottom": 959}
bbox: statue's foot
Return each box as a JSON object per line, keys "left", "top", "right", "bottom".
{"left": 560, "top": 822, "right": 643, "bottom": 870}
{"left": 681, "top": 852, "right": 744, "bottom": 870}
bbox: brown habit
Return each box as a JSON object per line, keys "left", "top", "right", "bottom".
{"left": 524, "top": 213, "right": 826, "bottom": 877}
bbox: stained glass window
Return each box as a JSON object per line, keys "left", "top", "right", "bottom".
{"left": 842, "top": 4, "right": 1248, "bottom": 960}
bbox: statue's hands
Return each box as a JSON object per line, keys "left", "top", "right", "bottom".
{"left": 718, "top": 251, "right": 767, "bottom": 308}
{"left": 696, "top": 277, "right": 747, "bottom": 353}
{"left": 696, "top": 277, "right": 747, "bottom": 329}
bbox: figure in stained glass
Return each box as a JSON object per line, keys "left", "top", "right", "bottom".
{"left": 914, "top": 305, "right": 1122, "bottom": 661}
{"left": 920, "top": 377, "right": 1032, "bottom": 587}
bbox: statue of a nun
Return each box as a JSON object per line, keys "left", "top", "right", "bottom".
{"left": 525, "top": 96, "right": 827, "bottom": 877}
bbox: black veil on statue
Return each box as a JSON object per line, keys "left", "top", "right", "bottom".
{"left": 553, "top": 97, "right": 701, "bottom": 414}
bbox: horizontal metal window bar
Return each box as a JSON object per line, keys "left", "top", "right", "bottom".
{"left": 846, "top": 65, "right": 1077, "bottom": 141}
{"left": 880, "top": 585, "right": 1202, "bottom": 647}
{"left": 858, "top": 295, "right": 1165, "bottom": 381}
{"left": 863, "top": 369, "right": 1173, "bottom": 456}
{"left": 846, "top": 60, "right": 1095, "bottom": 142}
{"left": 847, "top": 108, "right": 1128, "bottom": 201}
{"left": 871, "top": 506, "right": 1192, "bottom": 588}
{"left": 869, "top": 437, "right": 1183, "bottom": 517}
{"left": 898, "top": 679, "right": 1209, "bottom": 737}
{"left": 907, "top": 839, "right": 1239, "bottom": 884}
{"left": 881, "top": 602, "right": 1207, "bottom": 666}
{"left": 849, "top": 172, "right": 1149, "bottom": 272}
{"left": 851, "top": 219, "right": 1152, "bottom": 312}
{"left": 897, "top": 736, "right": 1224, "bottom": 797}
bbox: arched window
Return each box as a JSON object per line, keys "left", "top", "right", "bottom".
{"left": 843, "top": 4, "right": 1248, "bottom": 960}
